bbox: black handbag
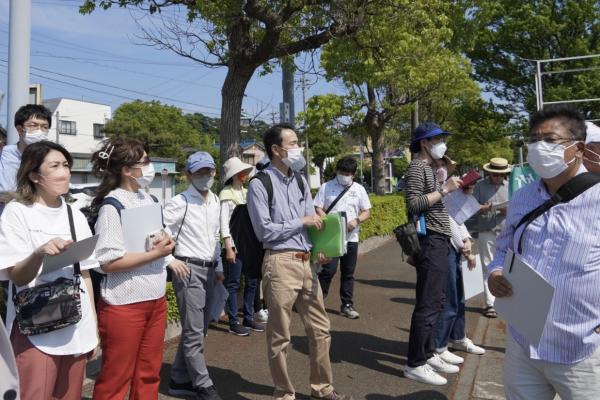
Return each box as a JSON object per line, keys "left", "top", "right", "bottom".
{"left": 393, "top": 217, "right": 422, "bottom": 258}
{"left": 12, "top": 205, "right": 83, "bottom": 336}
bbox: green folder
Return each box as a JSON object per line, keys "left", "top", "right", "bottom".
{"left": 307, "top": 213, "right": 346, "bottom": 261}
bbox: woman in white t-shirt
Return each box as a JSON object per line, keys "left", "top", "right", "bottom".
{"left": 89, "top": 137, "right": 180, "bottom": 400}
{"left": 0, "top": 141, "right": 98, "bottom": 400}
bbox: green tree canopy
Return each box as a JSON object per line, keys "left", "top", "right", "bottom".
{"left": 103, "top": 100, "right": 214, "bottom": 168}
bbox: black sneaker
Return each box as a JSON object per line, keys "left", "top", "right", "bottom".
{"left": 168, "top": 379, "right": 196, "bottom": 396}
{"left": 243, "top": 318, "right": 265, "bottom": 332}
{"left": 340, "top": 305, "right": 360, "bottom": 319}
{"left": 229, "top": 323, "right": 250, "bottom": 336}
{"left": 197, "top": 385, "right": 222, "bottom": 400}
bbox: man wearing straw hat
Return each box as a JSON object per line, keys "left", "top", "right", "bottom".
{"left": 583, "top": 122, "right": 600, "bottom": 174}
{"left": 473, "top": 157, "right": 511, "bottom": 319}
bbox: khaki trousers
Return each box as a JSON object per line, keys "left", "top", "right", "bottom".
{"left": 262, "top": 250, "right": 334, "bottom": 400}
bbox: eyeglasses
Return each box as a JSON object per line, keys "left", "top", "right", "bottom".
{"left": 23, "top": 122, "right": 50, "bottom": 132}
{"left": 524, "top": 136, "right": 575, "bottom": 146}
{"left": 133, "top": 157, "right": 151, "bottom": 167}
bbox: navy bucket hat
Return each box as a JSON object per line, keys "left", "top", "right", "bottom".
{"left": 410, "top": 122, "right": 451, "bottom": 153}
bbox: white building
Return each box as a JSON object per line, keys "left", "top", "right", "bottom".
{"left": 42, "top": 98, "right": 178, "bottom": 202}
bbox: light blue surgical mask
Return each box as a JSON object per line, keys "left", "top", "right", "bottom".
{"left": 192, "top": 175, "right": 214, "bottom": 192}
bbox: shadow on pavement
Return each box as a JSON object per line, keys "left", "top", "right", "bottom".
{"left": 291, "top": 330, "right": 408, "bottom": 377}
{"left": 365, "top": 390, "right": 448, "bottom": 399}
{"left": 355, "top": 279, "right": 416, "bottom": 290}
{"left": 159, "top": 364, "right": 274, "bottom": 400}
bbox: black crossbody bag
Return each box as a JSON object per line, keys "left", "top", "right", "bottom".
{"left": 13, "top": 205, "right": 83, "bottom": 336}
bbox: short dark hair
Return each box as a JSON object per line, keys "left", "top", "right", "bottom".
{"left": 263, "top": 123, "right": 295, "bottom": 159}
{"left": 336, "top": 156, "right": 357, "bottom": 174}
{"left": 529, "top": 105, "right": 586, "bottom": 141}
{"left": 14, "top": 104, "right": 53, "bottom": 128}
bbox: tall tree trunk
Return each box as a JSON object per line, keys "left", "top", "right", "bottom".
{"left": 219, "top": 63, "right": 255, "bottom": 184}
{"left": 365, "top": 85, "right": 387, "bottom": 195}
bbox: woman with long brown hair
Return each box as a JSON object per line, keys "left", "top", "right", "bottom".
{"left": 0, "top": 141, "right": 98, "bottom": 400}
{"left": 89, "top": 137, "right": 181, "bottom": 400}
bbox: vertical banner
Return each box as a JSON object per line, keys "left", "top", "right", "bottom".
{"left": 509, "top": 165, "right": 539, "bottom": 198}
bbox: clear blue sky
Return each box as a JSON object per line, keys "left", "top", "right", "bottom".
{"left": 0, "top": 0, "right": 346, "bottom": 127}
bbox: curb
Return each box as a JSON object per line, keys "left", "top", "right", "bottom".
{"left": 450, "top": 313, "right": 490, "bottom": 399}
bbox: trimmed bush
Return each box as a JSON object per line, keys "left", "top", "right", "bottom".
{"left": 165, "top": 282, "right": 179, "bottom": 323}
{"left": 359, "top": 194, "right": 407, "bottom": 242}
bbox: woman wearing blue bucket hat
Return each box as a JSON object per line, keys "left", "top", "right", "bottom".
{"left": 403, "top": 122, "right": 464, "bottom": 386}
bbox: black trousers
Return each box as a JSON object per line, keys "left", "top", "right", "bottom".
{"left": 318, "top": 241, "right": 359, "bottom": 307}
{"left": 407, "top": 231, "right": 450, "bottom": 367}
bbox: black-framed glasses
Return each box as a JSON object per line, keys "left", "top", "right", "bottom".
{"left": 133, "top": 157, "right": 151, "bottom": 167}
{"left": 24, "top": 122, "right": 50, "bottom": 132}
{"left": 524, "top": 136, "right": 575, "bottom": 146}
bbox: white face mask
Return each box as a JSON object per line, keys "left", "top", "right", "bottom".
{"left": 429, "top": 142, "right": 447, "bottom": 160}
{"left": 337, "top": 174, "right": 353, "bottom": 186}
{"left": 192, "top": 175, "right": 214, "bottom": 192}
{"left": 134, "top": 163, "right": 155, "bottom": 188}
{"left": 282, "top": 147, "right": 306, "bottom": 171}
{"left": 24, "top": 130, "right": 48, "bottom": 145}
{"left": 527, "top": 141, "right": 577, "bottom": 179}
{"left": 435, "top": 167, "right": 448, "bottom": 183}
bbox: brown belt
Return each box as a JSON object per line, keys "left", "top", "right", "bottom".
{"left": 294, "top": 252, "right": 311, "bottom": 261}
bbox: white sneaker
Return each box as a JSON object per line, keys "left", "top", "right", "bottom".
{"left": 427, "top": 353, "right": 460, "bottom": 374}
{"left": 451, "top": 337, "right": 485, "bottom": 355}
{"left": 404, "top": 364, "right": 447, "bottom": 385}
{"left": 437, "top": 349, "right": 464, "bottom": 365}
{"left": 254, "top": 309, "right": 268, "bottom": 323}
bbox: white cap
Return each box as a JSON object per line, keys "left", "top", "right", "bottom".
{"left": 585, "top": 122, "right": 600, "bottom": 144}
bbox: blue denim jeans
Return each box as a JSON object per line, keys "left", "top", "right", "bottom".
{"left": 225, "top": 257, "right": 258, "bottom": 326}
{"left": 434, "top": 249, "right": 466, "bottom": 349}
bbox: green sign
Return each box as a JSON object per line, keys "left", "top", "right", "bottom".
{"left": 509, "top": 165, "right": 539, "bottom": 198}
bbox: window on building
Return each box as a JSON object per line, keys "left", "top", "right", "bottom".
{"left": 93, "top": 123, "right": 104, "bottom": 139}
{"left": 59, "top": 120, "right": 77, "bottom": 135}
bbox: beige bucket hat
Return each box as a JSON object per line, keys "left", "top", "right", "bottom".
{"left": 223, "top": 157, "right": 254, "bottom": 183}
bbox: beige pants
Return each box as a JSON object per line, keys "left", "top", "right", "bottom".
{"left": 504, "top": 333, "right": 600, "bottom": 400}
{"left": 477, "top": 230, "right": 497, "bottom": 308}
{"left": 262, "top": 250, "right": 334, "bottom": 400}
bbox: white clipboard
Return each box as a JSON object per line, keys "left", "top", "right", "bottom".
{"left": 121, "top": 203, "right": 163, "bottom": 252}
{"left": 461, "top": 257, "right": 484, "bottom": 300}
{"left": 41, "top": 235, "right": 99, "bottom": 276}
{"left": 495, "top": 249, "right": 555, "bottom": 346}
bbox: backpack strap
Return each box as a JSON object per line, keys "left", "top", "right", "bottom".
{"left": 253, "top": 172, "right": 274, "bottom": 208}
{"left": 100, "top": 197, "right": 125, "bottom": 216}
{"left": 292, "top": 170, "right": 306, "bottom": 199}
{"left": 174, "top": 194, "right": 188, "bottom": 245}
{"left": 515, "top": 172, "right": 600, "bottom": 254}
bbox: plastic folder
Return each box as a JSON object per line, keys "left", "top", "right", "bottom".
{"left": 308, "top": 213, "right": 345, "bottom": 261}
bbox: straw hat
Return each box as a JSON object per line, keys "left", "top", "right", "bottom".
{"left": 483, "top": 157, "right": 512, "bottom": 174}
{"left": 223, "top": 157, "right": 254, "bottom": 183}
{"left": 441, "top": 155, "right": 457, "bottom": 176}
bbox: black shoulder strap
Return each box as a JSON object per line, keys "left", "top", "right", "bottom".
{"left": 253, "top": 172, "right": 274, "bottom": 208}
{"left": 100, "top": 197, "right": 125, "bottom": 216}
{"left": 150, "top": 194, "right": 159, "bottom": 203}
{"left": 515, "top": 172, "right": 600, "bottom": 253}
{"left": 66, "top": 205, "right": 81, "bottom": 276}
{"left": 174, "top": 194, "right": 188, "bottom": 244}
{"left": 325, "top": 183, "right": 353, "bottom": 214}
{"left": 292, "top": 170, "right": 306, "bottom": 199}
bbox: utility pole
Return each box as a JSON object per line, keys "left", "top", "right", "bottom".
{"left": 55, "top": 110, "right": 60, "bottom": 144}
{"left": 282, "top": 62, "right": 295, "bottom": 126}
{"left": 7, "top": 0, "right": 32, "bottom": 145}
{"left": 300, "top": 73, "right": 310, "bottom": 181}
{"left": 269, "top": 108, "right": 278, "bottom": 124}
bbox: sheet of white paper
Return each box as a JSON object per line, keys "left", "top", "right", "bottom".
{"left": 461, "top": 257, "right": 484, "bottom": 300}
{"left": 208, "top": 282, "right": 229, "bottom": 322}
{"left": 41, "top": 235, "right": 99, "bottom": 276}
{"left": 443, "top": 190, "right": 481, "bottom": 225}
{"left": 121, "top": 203, "right": 163, "bottom": 252}
{"left": 492, "top": 200, "right": 510, "bottom": 211}
{"left": 495, "top": 250, "right": 555, "bottom": 346}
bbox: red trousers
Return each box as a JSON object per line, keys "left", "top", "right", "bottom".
{"left": 11, "top": 325, "right": 87, "bottom": 400}
{"left": 92, "top": 296, "right": 167, "bottom": 400}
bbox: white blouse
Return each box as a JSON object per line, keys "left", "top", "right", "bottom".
{"left": 94, "top": 188, "right": 173, "bottom": 305}
{"left": 0, "top": 199, "right": 98, "bottom": 356}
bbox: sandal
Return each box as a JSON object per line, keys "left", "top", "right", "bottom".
{"left": 483, "top": 306, "right": 498, "bottom": 318}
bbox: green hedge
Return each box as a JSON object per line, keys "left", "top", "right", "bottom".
{"left": 165, "top": 282, "right": 179, "bottom": 323}
{"left": 359, "top": 193, "right": 407, "bottom": 242}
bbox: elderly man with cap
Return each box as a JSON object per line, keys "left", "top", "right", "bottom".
{"left": 403, "top": 122, "right": 463, "bottom": 385}
{"left": 473, "top": 157, "right": 511, "bottom": 319}
{"left": 583, "top": 122, "right": 600, "bottom": 173}
{"left": 219, "top": 156, "right": 265, "bottom": 336}
{"left": 163, "top": 151, "right": 224, "bottom": 400}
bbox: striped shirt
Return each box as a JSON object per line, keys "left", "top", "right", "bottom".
{"left": 405, "top": 159, "right": 451, "bottom": 237}
{"left": 488, "top": 168, "right": 600, "bottom": 364}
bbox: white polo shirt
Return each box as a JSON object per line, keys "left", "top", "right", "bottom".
{"left": 314, "top": 178, "right": 371, "bottom": 242}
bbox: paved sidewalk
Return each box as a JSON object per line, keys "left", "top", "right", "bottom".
{"left": 83, "top": 240, "right": 504, "bottom": 399}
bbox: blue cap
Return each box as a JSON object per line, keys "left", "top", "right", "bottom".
{"left": 186, "top": 151, "right": 215, "bottom": 173}
{"left": 410, "top": 122, "right": 451, "bottom": 152}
